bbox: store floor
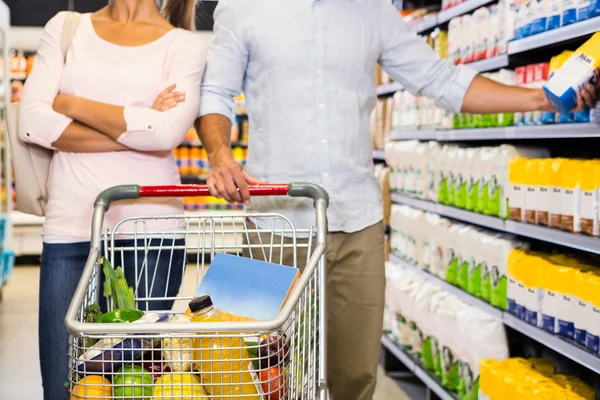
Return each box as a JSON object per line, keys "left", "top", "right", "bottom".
{"left": 0, "top": 266, "right": 413, "bottom": 400}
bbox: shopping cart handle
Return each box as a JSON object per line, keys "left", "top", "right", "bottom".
{"left": 94, "top": 183, "right": 329, "bottom": 209}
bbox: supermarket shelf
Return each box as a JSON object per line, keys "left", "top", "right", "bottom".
{"left": 388, "top": 253, "right": 503, "bottom": 319}
{"left": 381, "top": 335, "right": 458, "bottom": 400}
{"left": 392, "top": 194, "right": 505, "bottom": 230}
{"left": 465, "top": 54, "right": 509, "bottom": 72}
{"left": 372, "top": 149, "right": 386, "bottom": 161}
{"left": 508, "top": 16, "right": 600, "bottom": 54}
{"left": 388, "top": 253, "right": 600, "bottom": 373}
{"left": 410, "top": 16, "right": 439, "bottom": 35}
{"left": 376, "top": 82, "right": 402, "bottom": 96}
{"left": 391, "top": 194, "right": 600, "bottom": 254}
{"left": 389, "top": 123, "right": 600, "bottom": 141}
{"left": 411, "top": 0, "right": 495, "bottom": 34}
{"left": 503, "top": 219, "right": 600, "bottom": 255}
{"left": 503, "top": 314, "right": 600, "bottom": 374}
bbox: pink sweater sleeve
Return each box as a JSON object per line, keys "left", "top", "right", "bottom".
{"left": 117, "top": 37, "right": 207, "bottom": 152}
{"left": 18, "top": 12, "right": 73, "bottom": 149}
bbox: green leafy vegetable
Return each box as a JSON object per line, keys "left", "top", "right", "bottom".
{"left": 102, "top": 257, "right": 136, "bottom": 310}
{"left": 84, "top": 304, "right": 103, "bottom": 323}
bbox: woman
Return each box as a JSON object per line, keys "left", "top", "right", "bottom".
{"left": 18, "top": 0, "right": 204, "bottom": 397}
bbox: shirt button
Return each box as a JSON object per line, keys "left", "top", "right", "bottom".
{"left": 323, "top": 172, "right": 329, "bottom": 178}
{"left": 148, "top": 125, "right": 153, "bottom": 129}
{"left": 319, "top": 104, "right": 325, "bottom": 109}
{"left": 320, "top": 138, "right": 328, "bottom": 144}
{"left": 316, "top": 68, "right": 323, "bottom": 75}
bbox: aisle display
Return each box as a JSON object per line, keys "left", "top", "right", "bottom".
{"left": 506, "top": 249, "right": 600, "bottom": 353}
{"left": 385, "top": 140, "right": 550, "bottom": 219}
{"left": 390, "top": 204, "right": 528, "bottom": 310}
{"left": 508, "top": 157, "right": 600, "bottom": 236}
{"left": 384, "top": 261, "right": 510, "bottom": 399}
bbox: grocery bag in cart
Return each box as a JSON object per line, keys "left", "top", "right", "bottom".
{"left": 65, "top": 183, "right": 330, "bottom": 400}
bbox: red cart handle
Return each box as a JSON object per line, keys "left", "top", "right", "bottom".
{"left": 138, "top": 184, "right": 290, "bottom": 198}
{"left": 94, "top": 183, "right": 328, "bottom": 210}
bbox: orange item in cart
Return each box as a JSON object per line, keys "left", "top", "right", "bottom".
{"left": 70, "top": 376, "right": 111, "bottom": 400}
{"left": 178, "top": 146, "right": 190, "bottom": 175}
{"left": 190, "top": 146, "right": 201, "bottom": 175}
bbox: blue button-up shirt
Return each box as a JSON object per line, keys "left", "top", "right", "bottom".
{"left": 199, "top": 0, "right": 477, "bottom": 233}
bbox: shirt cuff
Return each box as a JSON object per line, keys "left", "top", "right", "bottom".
{"left": 26, "top": 113, "right": 73, "bottom": 149}
{"left": 119, "top": 106, "right": 159, "bottom": 145}
{"left": 198, "top": 95, "right": 235, "bottom": 122}
{"left": 444, "top": 65, "right": 479, "bottom": 113}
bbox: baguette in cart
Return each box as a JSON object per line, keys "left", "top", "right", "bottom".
{"left": 65, "top": 183, "right": 330, "bottom": 400}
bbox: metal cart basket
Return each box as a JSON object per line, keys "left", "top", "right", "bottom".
{"left": 65, "top": 183, "right": 329, "bottom": 400}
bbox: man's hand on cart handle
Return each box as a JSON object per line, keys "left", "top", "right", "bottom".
{"left": 207, "top": 149, "right": 265, "bottom": 204}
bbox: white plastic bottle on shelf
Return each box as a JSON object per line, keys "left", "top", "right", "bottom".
{"left": 460, "top": 14, "right": 475, "bottom": 64}
{"left": 448, "top": 17, "right": 462, "bottom": 65}
{"left": 473, "top": 7, "right": 491, "bottom": 61}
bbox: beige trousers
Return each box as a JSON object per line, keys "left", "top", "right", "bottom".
{"left": 243, "top": 221, "right": 386, "bottom": 400}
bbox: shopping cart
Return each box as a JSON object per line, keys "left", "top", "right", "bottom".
{"left": 65, "top": 183, "right": 329, "bottom": 400}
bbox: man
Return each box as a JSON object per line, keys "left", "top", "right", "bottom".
{"left": 195, "top": 0, "right": 597, "bottom": 398}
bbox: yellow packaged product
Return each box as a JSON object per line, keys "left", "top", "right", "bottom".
{"left": 536, "top": 158, "right": 552, "bottom": 226}
{"left": 523, "top": 159, "right": 539, "bottom": 224}
{"left": 518, "top": 253, "right": 541, "bottom": 326}
{"left": 560, "top": 159, "right": 584, "bottom": 233}
{"left": 552, "top": 374, "right": 596, "bottom": 400}
{"left": 478, "top": 359, "right": 503, "bottom": 399}
{"left": 549, "top": 159, "right": 566, "bottom": 228}
{"left": 508, "top": 158, "right": 527, "bottom": 222}
{"left": 507, "top": 250, "right": 527, "bottom": 318}
{"left": 189, "top": 296, "right": 260, "bottom": 399}
{"left": 529, "top": 357, "right": 555, "bottom": 377}
{"left": 579, "top": 161, "right": 597, "bottom": 236}
{"left": 573, "top": 269, "right": 593, "bottom": 347}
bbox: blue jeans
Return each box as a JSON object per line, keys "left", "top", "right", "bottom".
{"left": 39, "top": 239, "right": 185, "bottom": 400}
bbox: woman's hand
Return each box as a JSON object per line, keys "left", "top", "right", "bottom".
{"left": 151, "top": 84, "right": 185, "bottom": 112}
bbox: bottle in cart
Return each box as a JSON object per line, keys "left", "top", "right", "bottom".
{"left": 190, "top": 296, "right": 260, "bottom": 399}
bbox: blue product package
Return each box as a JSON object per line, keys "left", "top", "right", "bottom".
{"left": 558, "top": 318, "right": 575, "bottom": 339}
{"left": 575, "top": 325, "right": 587, "bottom": 346}
{"left": 530, "top": 0, "right": 548, "bottom": 35}
{"left": 574, "top": 107, "right": 591, "bottom": 122}
{"left": 547, "top": 0, "right": 563, "bottom": 29}
{"left": 540, "top": 111, "right": 556, "bottom": 124}
{"left": 586, "top": 331, "right": 599, "bottom": 354}
{"left": 590, "top": 0, "right": 600, "bottom": 16}
{"left": 578, "top": 0, "right": 592, "bottom": 20}
{"left": 541, "top": 313, "right": 556, "bottom": 333}
{"left": 559, "top": 113, "right": 574, "bottom": 123}
{"left": 563, "top": 0, "right": 579, "bottom": 24}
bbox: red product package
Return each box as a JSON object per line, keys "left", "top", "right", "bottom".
{"left": 525, "top": 64, "right": 535, "bottom": 86}
{"left": 534, "top": 63, "right": 549, "bottom": 83}
{"left": 515, "top": 66, "right": 527, "bottom": 87}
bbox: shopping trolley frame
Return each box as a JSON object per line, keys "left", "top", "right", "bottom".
{"left": 64, "top": 182, "right": 329, "bottom": 399}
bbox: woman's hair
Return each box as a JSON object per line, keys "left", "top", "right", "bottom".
{"left": 161, "top": 0, "right": 196, "bottom": 31}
